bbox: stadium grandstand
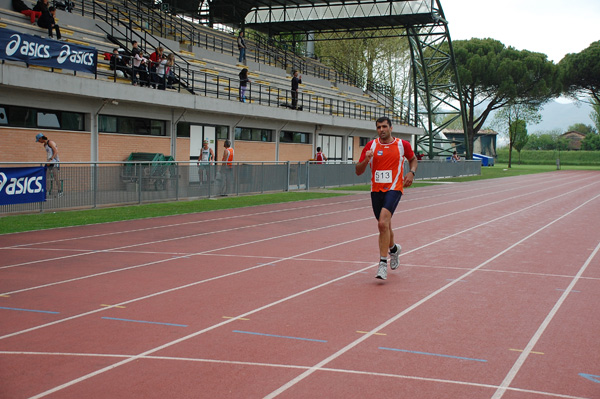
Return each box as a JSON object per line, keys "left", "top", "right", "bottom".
{"left": 0, "top": 0, "right": 479, "bottom": 213}
{"left": 0, "top": 0, "right": 423, "bottom": 165}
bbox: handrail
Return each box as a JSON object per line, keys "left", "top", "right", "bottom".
{"left": 92, "top": 1, "right": 196, "bottom": 93}
{"left": 75, "top": 0, "right": 399, "bottom": 110}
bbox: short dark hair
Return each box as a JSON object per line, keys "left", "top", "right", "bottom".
{"left": 316, "top": 147, "right": 322, "bottom": 152}
{"left": 224, "top": 140, "right": 231, "bottom": 147}
{"left": 376, "top": 116, "right": 392, "bottom": 127}
{"left": 49, "top": 6, "right": 55, "bottom": 11}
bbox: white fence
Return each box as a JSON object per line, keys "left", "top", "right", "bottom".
{"left": 0, "top": 160, "right": 481, "bottom": 214}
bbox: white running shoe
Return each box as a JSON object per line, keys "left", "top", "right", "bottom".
{"left": 375, "top": 260, "right": 388, "bottom": 280}
{"left": 389, "top": 244, "right": 402, "bottom": 270}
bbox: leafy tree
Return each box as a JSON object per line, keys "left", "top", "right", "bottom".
{"left": 451, "top": 38, "right": 560, "bottom": 159}
{"left": 590, "top": 99, "right": 600, "bottom": 133}
{"left": 581, "top": 133, "right": 600, "bottom": 150}
{"left": 315, "top": 32, "right": 411, "bottom": 117}
{"left": 492, "top": 103, "right": 540, "bottom": 167}
{"left": 510, "top": 119, "right": 529, "bottom": 165}
{"left": 559, "top": 40, "right": 600, "bottom": 103}
{"left": 567, "top": 123, "right": 597, "bottom": 134}
{"left": 524, "top": 130, "right": 568, "bottom": 151}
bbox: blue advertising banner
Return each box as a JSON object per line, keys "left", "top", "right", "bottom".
{"left": 0, "top": 27, "right": 97, "bottom": 74}
{"left": 0, "top": 167, "right": 46, "bottom": 205}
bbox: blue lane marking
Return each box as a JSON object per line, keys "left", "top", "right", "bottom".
{"left": 0, "top": 306, "right": 59, "bottom": 314}
{"left": 233, "top": 330, "right": 327, "bottom": 343}
{"left": 379, "top": 347, "right": 487, "bottom": 363}
{"left": 102, "top": 317, "right": 187, "bottom": 327}
{"left": 580, "top": 373, "right": 600, "bottom": 383}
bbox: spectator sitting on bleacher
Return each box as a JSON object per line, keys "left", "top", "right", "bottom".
{"left": 110, "top": 48, "right": 131, "bottom": 79}
{"left": 37, "top": 4, "right": 61, "bottom": 40}
{"left": 149, "top": 46, "right": 164, "bottom": 89}
{"left": 156, "top": 53, "right": 168, "bottom": 90}
{"left": 12, "top": 0, "right": 41, "bottom": 24}
{"left": 131, "top": 41, "right": 149, "bottom": 86}
{"left": 165, "top": 53, "right": 175, "bottom": 89}
{"left": 53, "top": 0, "right": 73, "bottom": 13}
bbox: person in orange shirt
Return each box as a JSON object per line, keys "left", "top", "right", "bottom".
{"left": 355, "top": 116, "right": 418, "bottom": 280}
{"left": 220, "top": 139, "right": 234, "bottom": 195}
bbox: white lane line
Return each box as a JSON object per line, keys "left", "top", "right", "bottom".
{"left": 0, "top": 172, "right": 578, "bottom": 276}
{"left": 0, "top": 203, "right": 370, "bottom": 270}
{"left": 0, "top": 197, "right": 367, "bottom": 249}
{"left": 23, "top": 192, "right": 600, "bottom": 398}
{"left": 1, "top": 178, "right": 596, "bottom": 335}
{"left": 0, "top": 351, "right": 588, "bottom": 399}
{"left": 263, "top": 193, "right": 600, "bottom": 398}
{"left": 1, "top": 171, "right": 542, "bottom": 249}
{"left": 0, "top": 171, "right": 558, "bottom": 268}
{"left": 491, "top": 240, "right": 600, "bottom": 399}
{"left": 0, "top": 174, "right": 583, "bottom": 297}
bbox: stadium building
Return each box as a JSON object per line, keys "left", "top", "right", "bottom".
{"left": 0, "top": 0, "right": 422, "bottom": 165}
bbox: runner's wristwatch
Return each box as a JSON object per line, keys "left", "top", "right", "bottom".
{"left": 408, "top": 170, "right": 416, "bottom": 176}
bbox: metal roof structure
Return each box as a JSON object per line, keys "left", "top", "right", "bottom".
{"left": 196, "top": 0, "right": 468, "bottom": 158}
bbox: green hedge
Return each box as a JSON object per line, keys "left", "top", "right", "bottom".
{"left": 496, "top": 149, "right": 600, "bottom": 165}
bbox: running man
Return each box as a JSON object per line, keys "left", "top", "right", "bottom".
{"left": 355, "top": 116, "right": 418, "bottom": 280}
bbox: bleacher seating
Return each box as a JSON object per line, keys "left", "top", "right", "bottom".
{"left": 0, "top": 0, "right": 403, "bottom": 123}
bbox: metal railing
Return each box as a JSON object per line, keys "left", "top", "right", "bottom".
{"left": 0, "top": 160, "right": 480, "bottom": 214}
{"left": 98, "top": 54, "right": 404, "bottom": 123}
{"left": 76, "top": 0, "right": 399, "bottom": 103}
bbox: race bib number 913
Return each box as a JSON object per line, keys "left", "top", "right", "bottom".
{"left": 374, "top": 170, "right": 392, "bottom": 183}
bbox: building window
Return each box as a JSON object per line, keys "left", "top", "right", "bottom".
{"left": 0, "top": 106, "right": 8, "bottom": 125}
{"left": 234, "top": 127, "right": 273, "bottom": 142}
{"left": 8, "top": 106, "right": 36, "bottom": 128}
{"left": 99, "top": 115, "right": 166, "bottom": 136}
{"left": 0, "top": 105, "right": 84, "bottom": 130}
{"left": 359, "top": 137, "right": 371, "bottom": 147}
{"left": 177, "top": 123, "right": 229, "bottom": 139}
{"left": 280, "top": 131, "right": 311, "bottom": 144}
{"left": 216, "top": 125, "right": 229, "bottom": 140}
{"left": 37, "top": 112, "right": 60, "bottom": 128}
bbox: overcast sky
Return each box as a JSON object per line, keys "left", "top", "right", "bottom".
{"left": 440, "top": 0, "right": 600, "bottom": 63}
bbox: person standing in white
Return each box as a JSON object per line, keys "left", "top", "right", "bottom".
{"left": 197, "top": 139, "right": 214, "bottom": 183}
{"left": 35, "top": 133, "right": 62, "bottom": 197}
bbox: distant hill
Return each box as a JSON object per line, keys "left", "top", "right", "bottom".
{"left": 486, "top": 99, "right": 594, "bottom": 146}
{"left": 532, "top": 100, "right": 594, "bottom": 134}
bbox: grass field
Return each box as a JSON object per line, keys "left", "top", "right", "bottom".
{"left": 1, "top": 163, "right": 597, "bottom": 235}
{"left": 334, "top": 163, "right": 599, "bottom": 191}
{"left": 0, "top": 192, "right": 346, "bottom": 235}
{"left": 496, "top": 149, "right": 600, "bottom": 166}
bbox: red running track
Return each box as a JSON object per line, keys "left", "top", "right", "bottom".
{"left": 0, "top": 171, "right": 599, "bottom": 399}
